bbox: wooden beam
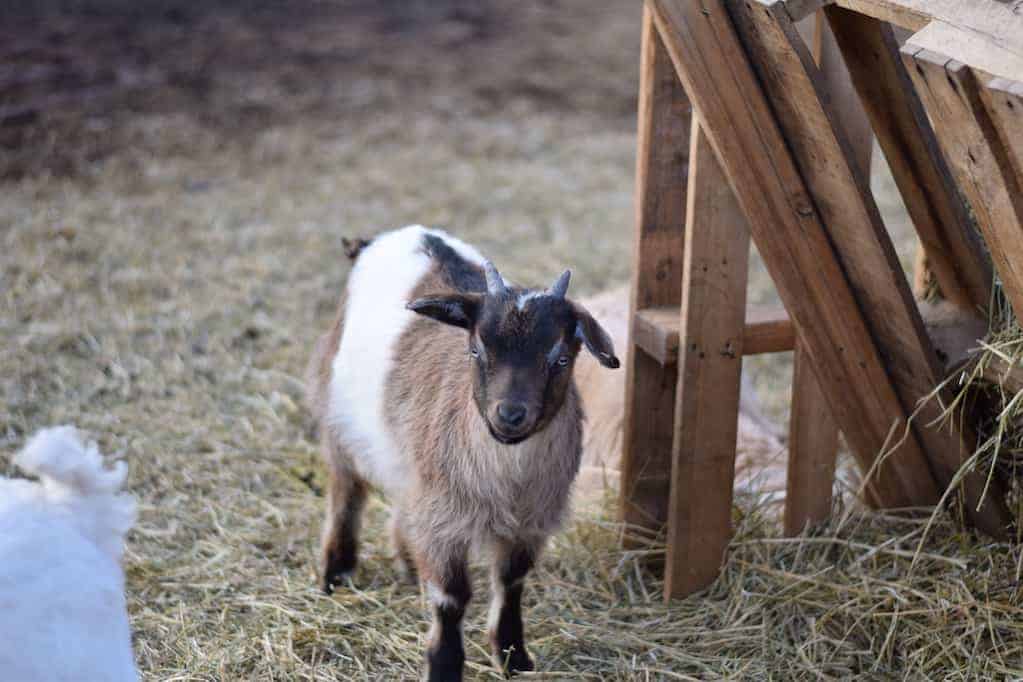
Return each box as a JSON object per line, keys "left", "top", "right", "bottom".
{"left": 728, "top": 0, "right": 1008, "bottom": 535}
{"left": 904, "top": 49, "right": 1023, "bottom": 328}
{"left": 620, "top": 6, "right": 691, "bottom": 537}
{"left": 665, "top": 117, "right": 750, "bottom": 599}
{"left": 833, "top": 0, "right": 1023, "bottom": 59}
{"left": 647, "top": 0, "right": 936, "bottom": 508}
{"left": 826, "top": 7, "right": 992, "bottom": 309}
{"left": 813, "top": 11, "right": 873, "bottom": 180}
{"left": 634, "top": 304, "right": 794, "bottom": 364}
{"left": 785, "top": 341, "right": 839, "bottom": 535}
{"left": 979, "top": 78, "right": 1023, "bottom": 188}
{"left": 900, "top": 19, "right": 1023, "bottom": 82}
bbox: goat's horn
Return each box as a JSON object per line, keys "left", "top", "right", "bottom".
{"left": 550, "top": 269, "right": 571, "bottom": 298}
{"left": 484, "top": 261, "right": 506, "bottom": 296}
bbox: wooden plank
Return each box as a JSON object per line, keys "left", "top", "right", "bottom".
{"left": 901, "top": 20, "right": 1023, "bottom": 82}
{"left": 635, "top": 304, "right": 794, "bottom": 364}
{"left": 665, "top": 117, "right": 750, "bottom": 599}
{"left": 743, "top": 306, "right": 796, "bottom": 355}
{"left": 728, "top": 0, "right": 1008, "bottom": 535}
{"left": 904, "top": 49, "right": 1023, "bottom": 329}
{"left": 980, "top": 78, "right": 1023, "bottom": 189}
{"left": 813, "top": 12, "right": 873, "bottom": 179}
{"left": 826, "top": 8, "right": 992, "bottom": 309}
{"left": 647, "top": 0, "right": 937, "bottom": 509}
{"left": 833, "top": 0, "right": 1023, "bottom": 59}
{"left": 620, "top": 6, "right": 691, "bottom": 537}
{"left": 784, "top": 341, "right": 839, "bottom": 535}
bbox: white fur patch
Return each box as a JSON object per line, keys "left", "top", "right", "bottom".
{"left": 328, "top": 225, "right": 486, "bottom": 496}
{"left": 427, "top": 582, "right": 459, "bottom": 610}
{"left": 1, "top": 426, "right": 138, "bottom": 682}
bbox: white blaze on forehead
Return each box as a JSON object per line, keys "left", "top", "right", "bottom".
{"left": 328, "top": 225, "right": 486, "bottom": 496}
{"left": 515, "top": 290, "right": 548, "bottom": 311}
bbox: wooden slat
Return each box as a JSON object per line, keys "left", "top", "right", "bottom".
{"left": 785, "top": 341, "right": 839, "bottom": 535}
{"left": 813, "top": 12, "right": 873, "bottom": 179}
{"left": 980, "top": 78, "right": 1023, "bottom": 188}
{"left": 901, "top": 20, "right": 1023, "bottom": 82}
{"left": 665, "top": 117, "right": 750, "bottom": 599}
{"left": 635, "top": 304, "right": 794, "bottom": 363}
{"left": 833, "top": 0, "right": 1023, "bottom": 58}
{"left": 620, "top": 6, "right": 691, "bottom": 537}
{"left": 904, "top": 49, "right": 1023, "bottom": 328}
{"left": 826, "top": 8, "right": 991, "bottom": 309}
{"left": 647, "top": 0, "right": 936, "bottom": 509}
{"left": 728, "top": 0, "right": 1008, "bottom": 535}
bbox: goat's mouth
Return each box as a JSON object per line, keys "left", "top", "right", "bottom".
{"left": 486, "top": 420, "right": 532, "bottom": 445}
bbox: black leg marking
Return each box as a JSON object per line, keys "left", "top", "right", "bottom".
{"left": 321, "top": 477, "right": 366, "bottom": 594}
{"left": 490, "top": 545, "right": 536, "bottom": 676}
{"left": 426, "top": 562, "right": 471, "bottom": 682}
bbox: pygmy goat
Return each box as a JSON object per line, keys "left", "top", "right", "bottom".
{"left": 307, "top": 225, "right": 619, "bottom": 680}
{"left": 0, "top": 426, "right": 138, "bottom": 682}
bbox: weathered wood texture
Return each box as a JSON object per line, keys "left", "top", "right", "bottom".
{"left": 665, "top": 117, "right": 750, "bottom": 599}
{"left": 903, "top": 49, "right": 1023, "bottom": 329}
{"left": 728, "top": 0, "right": 1007, "bottom": 535}
{"left": 620, "top": 6, "right": 691, "bottom": 536}
{"left": 634, "top": 304, "right": 794, "bottom": 364}
{"left": 785, "top": 341, "right": 839, "bottom": 536}
{"left": 647, "top": 0, "right": 940, "bottom": 510}
{"left": 980, "top": 78, "right": 1023, "bottom": 188}
{"left": 901, "top": 21, "right": 1023, "bottom": 82}
{"left": 826, "top": 7, "right": 991, "bottom": 309}
{"left": 834, "top": 0, "right": 1023, "bottom": 53}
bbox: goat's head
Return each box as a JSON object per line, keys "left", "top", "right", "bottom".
{"left": 407, "top": 262, "right": 619, "bottom": 445}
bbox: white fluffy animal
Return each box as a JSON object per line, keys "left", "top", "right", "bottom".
{"left": 0, "top": 426, "right": 138, "bottom": 682}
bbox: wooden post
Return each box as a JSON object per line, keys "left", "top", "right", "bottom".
{"left": 646, "top": 0, "right": 938, "bottom": 510}
{"left": 784, "top": 341, "right": 839, "bottom": 535}
{"left": 726, "top": 0, "right": 1008, "bottom": 536}
{"left": 827, "top": 8, "right": 992, "bottom": 310}
{"left": 620, "top": 5, "right": 692, "bottom": 538}
{"left": 903, "top": 49, "right": 1023, "bottom": 326}
{"left": 664, "top": 117, "right": 750, "bottom": 599}
{"left": 979, "top": 78, "right": 1023, "bottom": 188}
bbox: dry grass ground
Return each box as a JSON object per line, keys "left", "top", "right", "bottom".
{"left": 3, "top": 1, "right": 1023, "bottom": 679}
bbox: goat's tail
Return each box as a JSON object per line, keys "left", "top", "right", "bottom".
{"left": 15, "top": 426, "right": 127, "bottom": 496}
{"left": 341, "top": 236, "right": 372, "bottom": 261}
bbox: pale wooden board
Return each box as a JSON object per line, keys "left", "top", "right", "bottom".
{"left": 620, "top": 6, "right": 691, "bottom": 537}
{"left": 729, "top": 0, "right": 1008, "bottom": 535}
{"left": 784, "top": 342, "right": 839, "bottom": 536}
{"left": 980, "top": 78, "right": 1023, "bottom": 190}
{"left": 895, "top": 15, "right": 1023, "bottom": 82}
{"left": 904, "top": 49, "right": 1023, "bottom": 338}
{"left": 648, "top": 0, "right": 937, "bottom": 509}
{"left": 664, "top": 117, "right": 750, "bottom": 599}
{"left": 826, "top": 7, "right": 992, "bottom": 309}
{"left": 834, "top": 0, "right": 1023, "bottom": 61}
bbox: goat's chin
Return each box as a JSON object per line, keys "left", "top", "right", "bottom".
{"left": 486, "top": 421, "right": 533, "bottom": 446}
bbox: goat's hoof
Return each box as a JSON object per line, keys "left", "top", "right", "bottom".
{"left": 321, "top": 553, "right": 357, "bottom": 594}
{"left": 493, "top": 646, "right": 534, "bottom": 677}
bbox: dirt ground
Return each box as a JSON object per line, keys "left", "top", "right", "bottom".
{"left": 1, "top": 2, "right": 941, "bottom": 680}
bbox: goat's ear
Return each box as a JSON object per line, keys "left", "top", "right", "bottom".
{"left": 407, "top": 293, "right": 482, "bottom": 330}
{"left": 574, "top": 306, "right": 620, "bottom": 369}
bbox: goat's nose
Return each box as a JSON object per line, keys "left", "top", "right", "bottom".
{"left": 496, "top": 402, "right": 527, "bottom": 428}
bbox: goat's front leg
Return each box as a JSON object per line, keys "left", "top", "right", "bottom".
{"left": 488, "top": 540, "right": 538, "bottom": 676}
{"left": 417, "top": 546, "right": 471, "bottom": 682}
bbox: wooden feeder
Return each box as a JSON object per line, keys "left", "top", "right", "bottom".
{"left": 620, "top": 0, "right": 1023, "bottom": 601}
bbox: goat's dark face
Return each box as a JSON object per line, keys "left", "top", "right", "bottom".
{"left": 408, "top": 263, "right": 620, "bottom": 445}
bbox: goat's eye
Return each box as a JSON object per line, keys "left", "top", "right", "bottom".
{"left": 557, "top": 355, "right": 569, "bottom": 367}
{"left": 470, "top": 346, "right": 480, "bottom": 358}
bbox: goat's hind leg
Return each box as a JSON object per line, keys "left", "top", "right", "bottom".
{"left": 319, "top": 439, "right": 367, "bottom": 594}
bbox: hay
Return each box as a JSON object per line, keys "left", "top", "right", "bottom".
{"left": 5, "top": 1, "right": 1023, "bottom": 679}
